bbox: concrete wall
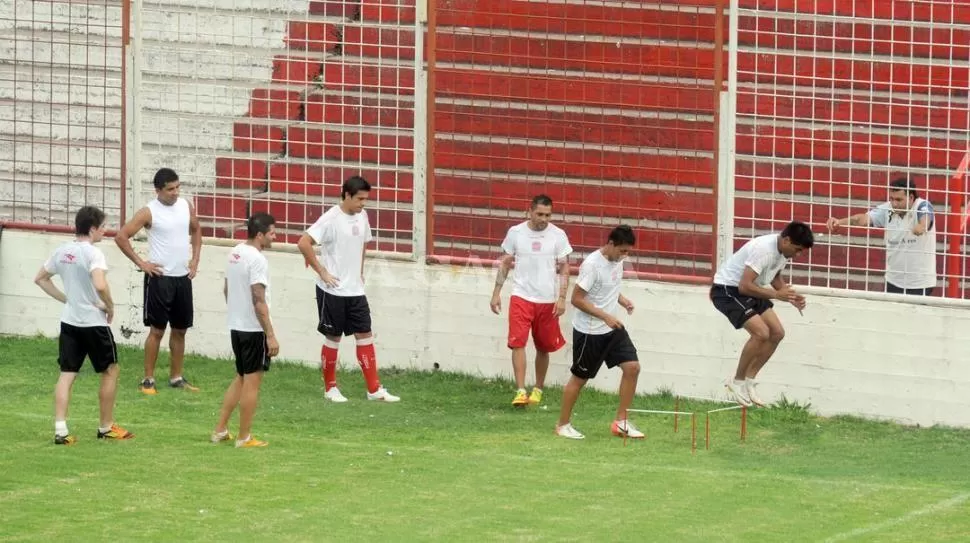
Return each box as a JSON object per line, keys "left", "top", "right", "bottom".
{"left": 3, "top": 229, "right": 969, "bottom": 428}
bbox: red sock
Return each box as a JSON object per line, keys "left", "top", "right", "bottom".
{"left": 356, "top": 337, "right": 380, "bottom": 393}
{"left": 321, "top": 341, "right": 339, "bottom": 391}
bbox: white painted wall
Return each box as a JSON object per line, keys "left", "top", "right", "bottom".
{"left": 3, "top": 229, "right": 969, "bottom": 428}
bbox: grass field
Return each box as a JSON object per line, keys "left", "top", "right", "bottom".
{"left": 2, "top": 334, "right": 969, "bottom": 542}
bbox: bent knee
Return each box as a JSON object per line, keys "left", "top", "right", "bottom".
{"left": 621, "top": 361, "right": 641, "bottom": 376}
{"left": 769, "top": 328, "right": 785, "bottom": 343}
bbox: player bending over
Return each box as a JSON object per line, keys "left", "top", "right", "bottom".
{"left": 211, "top": 213, "right": 278, "bottom": 448}
{"left": 710, "top": 220, "right": 814, "bottom": 407}
{"left": 35, "top": 206, "right": 134, "bottom": 444}
{"left": 556, "top": 225, "right": 642, "bottom": 440}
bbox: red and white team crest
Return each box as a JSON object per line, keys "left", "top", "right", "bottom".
{"left": 531, "top": 241, "right": 542, "bottom": 252}
{"left": 232, "top": 252, "right": 241, "bottom": 261}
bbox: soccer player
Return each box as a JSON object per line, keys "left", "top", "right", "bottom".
{"left": 211, "top": 213, "right": 278, "bottom": 448}
{"left": 116, "top": 167, "right": 202, "bottom": 394}
{"left": 826, "top": 177, "right": 937, "bottom": 295}
{"left": 297, "top": 175, "right": 400, "bottom": 403}
{"left": 34, "top": 206, "right": 134, "bottom": 444}
{"left": 490, "top": 194, "right": 572, "bottom": 407}
{"left": 710, "top": 220, "right": 814, "bottom": 407}
{"left": 555, "top": 225, "right": 642, "bottom": 440}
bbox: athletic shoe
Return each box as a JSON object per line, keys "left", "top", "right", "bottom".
{"left": 745, "top": 380, "right": 767, "bottom": 407}
{"left": 169, "top": 377, "right": 199, "bottom": 392}
{"left": 139, "top": 379, "right": 157, "bottom": 395}
{"left": 555, "top": 423, "right": 585, "bottom": 440}
{"left": 528, "top": 388, "right": 543, "bottom": 405}
{"left": 235, "top": 436, "right": 268, "bottom": 448}
{"left": 367, "top": 387, "right": 400, "bottom": 402}
{"left": 324, "top": 387, "right": 349, "bottom": 403}
{"left": 54, "top": 434, "right": 77, "bottom": 445}
{"left": 210, "top": 430, "right": 233, "bottom": 444}
{"left": 511, "top": 390, "right": 529, "bottom": 408}
{"left": 611, "top": 419, "right": 645, "bottom": 439}
{"left": 725, "top": 380, "right": 753, "bottom": 407}
{"left": 97, "top": 424, "right": 134, "bottom": 440}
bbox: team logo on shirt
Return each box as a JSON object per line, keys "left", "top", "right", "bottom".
{"left": 531, "top": 241, "right": 542, "bottom": 252}
{"left": 61, "top": 253, "right": 77, "bottom": 264}
{"left": 231, "top": 252, "right": 241, "bottom": 262}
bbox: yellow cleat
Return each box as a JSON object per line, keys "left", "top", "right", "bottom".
{"left": 235, "top": 436, "right": 268, "bottom": 448}
{"left": 528, "top": 388, "right": 543, "bottom": 405}
{"left": 512, "top": 390, "right": 529, "bottom": 408}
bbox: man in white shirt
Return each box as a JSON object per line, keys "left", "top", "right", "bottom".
{"left": 555, "top": 225, "right": 642, "bottom": 440}
{"left": 211, "top": 213, "right": 279, "bottom": 448}
{"left": 297, "top": 175, "right": 400, "bottom": 403}
{"left": 490, "top": 195, "right": 572, "bottom": 408}
{"left": 115, "top": 167, "right": 203, "bottom": 394}
{"left": 710, "top": 221, "right": 814, "bottom": 407}
{"left": 34, "top": 206, "right": 134, "bottom": 444}
{"left": 826, "top": 178, "right": 937, "bottom": 295}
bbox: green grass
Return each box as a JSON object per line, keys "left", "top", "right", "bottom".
{"left": 2, "top": 334, "right": 969, "bottom": 542}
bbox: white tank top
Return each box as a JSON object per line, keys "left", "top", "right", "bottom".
{"left": 146, "top": 197, "right": 191, "bottom": 277}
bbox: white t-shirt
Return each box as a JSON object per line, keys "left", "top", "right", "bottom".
{"left": 44, "top": 241, "right": 109, "bottom": 327}
{"left": 226, "top": 243, "right": 271, "bottom": 333}
{"left": 868, "top": 199, "right": 937, "bottom": 289}
{"left": 306, "top": 206, "right": 373, "bottom": 297}
{"left": 572, "top": 250, "right": 624, "bottom": 335}
{"left": 713, "top": 234, "right": 789, "bottom": 287}
{"left": 500, "top": 221, "right": 572, "bottom": 303}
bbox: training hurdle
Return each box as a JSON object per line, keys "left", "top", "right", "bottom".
{"left": 627, "top": 395, "right": 749, "bottom": 453}
{"left": 626, "top": 408, "right": 698, "bottom": 453}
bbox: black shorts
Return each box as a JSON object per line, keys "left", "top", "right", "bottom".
{"left": 315, "top": 287, "right": 372, "bottom": 337}
{"left": 886, "top": 283, "right": 935, "bottom": 296}
{"left": 58, "top": 322, "right": 117, "bottom": 373}
{"left": 571, "top": 327, "right": 638, "bottom": 380}
{"left": 230, "top": 330, "right": 272, "bottom": 375}
{"left": 710, "top": 284, "right": 774, "bottom": 329}
{"left": 143, "top": 274, "right": 194, "bottom": 330}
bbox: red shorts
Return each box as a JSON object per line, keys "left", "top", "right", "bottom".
{"left": 507, "top": 295, "right": 566, "bottom": 353}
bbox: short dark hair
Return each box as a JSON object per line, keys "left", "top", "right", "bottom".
{"left": 530, "top": 194, "right": 553, "bottom": 209}
{"left": 608, "top": 225, "right": 636, "bottom": 246}
{"left": 889, "top": 177, "right": 919, "bottom": 199}
{"left": 153, "top": 168, "right": 179, "bottom": 190}
{"left": 247, "top": 212, "right": 276, "bottom": 239}
{"left": 781, "top": 220, "right": 814, "bottom": 248}
{"left": 342, "top": 175, "right": 371, "bottom": 200}
{"left": 75, "top": 205, "right": 105, "bottom": 236}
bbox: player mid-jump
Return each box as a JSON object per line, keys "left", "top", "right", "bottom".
{"left": 710, "top": 221, "right": 814, "bottom": 407}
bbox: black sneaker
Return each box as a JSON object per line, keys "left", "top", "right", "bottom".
{"left": 54, "top": 434, "right": 77, "bottom": 445}
{"left": 169, "top": 377, "right": 199, "bottom": 392}
{"left": 139, "top": 379, "right": 157, "bottom": 395}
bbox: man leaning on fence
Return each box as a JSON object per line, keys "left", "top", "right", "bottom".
{"left": 826, "top": 178, "right": 938, "bottom": 296}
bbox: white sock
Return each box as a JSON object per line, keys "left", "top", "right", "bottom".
{"left": 734, "top": 379, "right": 746, "bottom": 388}
{"left": 170, "top": 376, "right": 182, "bottom": 383}
{"left": 99, "top": 425, "right": 113, "bottom": 434}
{"left": 55, "top": 420, "right": 69, "bottom": 437}
{"left": 518, "top": 388, "right": 527, "bottom": 394}
{"left": 235, "top": 435, "right": 250, "bottom": 446}
{"left": 213, "top": 429, "right": 229, "bottom": 437}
